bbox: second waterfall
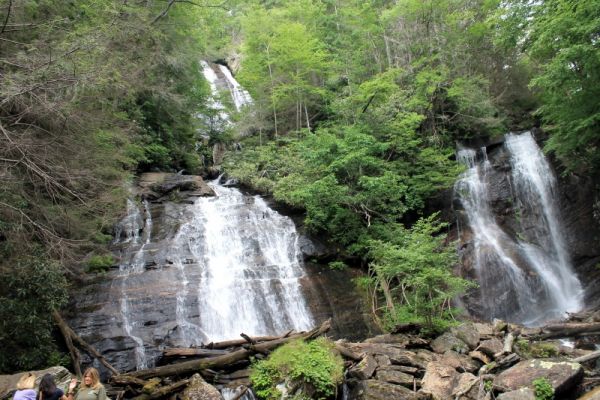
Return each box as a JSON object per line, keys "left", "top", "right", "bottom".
{"left": 455, "top": 131, "right": 583, "bottom": 325}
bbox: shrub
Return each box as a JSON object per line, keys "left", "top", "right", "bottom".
{"left": 86, "top": 254, "right": 115, "bottom": 273}
{"left": 250, "top": 338, "right": 344, "bottom": 400}
{"left": 533, "top": 377, "right": 554, "bottom": 400}
{"left": 0, "top": 256, "right": 68, "bottom": 372}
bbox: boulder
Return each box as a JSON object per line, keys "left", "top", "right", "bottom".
{"left": 431, "top": 332, "right": 469, "bottom": 354}
{"left": 344, "top": 343, "right": 436, "bottom": 369}
{"left": 469, "top": 350, "right": 491, "bottom": 365}
{"left": 348, "top": 355, "right": 378, "bottom": 380}
{"left": 451, "top": 373, "right": 479, "bottom": 400}
{"left": 496, "top": 388, "right": 536, "bottom": 400}
{"left": 365, "top": 334, "right": 428, "bottom": 348}
{"left": 473, "top": 322, "right": 494, "bottom": 337}
{"left": 478, "top": 338, "right": 504, "bottom": 357}
{"left": 349, "top": 379, "right": 422, "bottom": 400}
{"left": 493, "top": 359, "right": 583, "bottom": 396}
{"left": 181, "top": 373, "right": 223, "bottom": 400}
{"left": 421, "top": 361, "right": 461, "bottom": 400}
{"left": 375, "top": 368, "right": 415, "bottom": 388}
{"left": 0, "top": 367, "right": 72, "bottom": 399}
{"left": 441, "top": 350, "right": 482, "bottom": 373}
{"left": 373, "top": 354, "right": 391, "bottom": 367}
{"left": 451, "top": 322, "right": 481, "bottom": 350}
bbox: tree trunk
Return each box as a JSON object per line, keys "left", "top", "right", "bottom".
{"left": 52, "top": 310, "right": 119, "bottom": 376}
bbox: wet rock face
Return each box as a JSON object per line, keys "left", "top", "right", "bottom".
{"left": 454, "top": 133, "right": 600, "bottom": 322}
{"left": 67, "top": 175, "right": 375, "bottom": 375}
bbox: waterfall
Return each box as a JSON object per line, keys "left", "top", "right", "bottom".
{"left": 200, "top": 60, "right": 230, "bottom": 124}
{"left": 455, "top": 132, "right": 583, "bottom": 325}
{"left": 189, "top": 180, "right": 313, "bottom": 340}
{"left": 217, "top": 64, "right": 253, "bottom": 111}
{"left": 115, "top": 199, "right": 151, "bottom": 370}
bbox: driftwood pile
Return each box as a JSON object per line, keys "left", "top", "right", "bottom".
{"left": 106, "top": 319, "right": 334, "bottom": 400}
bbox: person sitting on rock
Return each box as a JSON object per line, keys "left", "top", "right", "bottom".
{"left": 13, "top": 373, "right": 37, "bottom": 400}
{"left": 66, "top": 368, "right": 107, "bottom": 400}
{"left": 38, "top": 374, "right": 67, "bottom": 400}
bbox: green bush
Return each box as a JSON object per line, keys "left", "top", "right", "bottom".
{"left": 533, "top": 377, "right": 554, "bottom": 400}
{"left": 0, "top": 256, "right": 68, "bottom": 372}
{"left": 86, "top": 254, "right": 115, "bottom": 273}
{"left": 250, "top": 338, "right": 344, "bottom": 400}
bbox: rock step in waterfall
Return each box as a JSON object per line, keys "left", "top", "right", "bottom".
{"left": 455, "top": 131, "right": 583, "bottom": 326}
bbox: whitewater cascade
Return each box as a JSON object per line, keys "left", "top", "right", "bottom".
{"left": 455, "top": 131, "right": 583, "bottom": 325}
{"left": 114, "top": 199, "right": 152, "bottom": 369}
{"left": 113, "top": 180, "right": 313, "bottom": 369}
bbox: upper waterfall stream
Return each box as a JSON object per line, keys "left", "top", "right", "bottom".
{"left": 455, "top": 131, "right": 583, "bottom": 325}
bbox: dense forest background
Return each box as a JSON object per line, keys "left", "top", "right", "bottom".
{"left": 0, "top": 0, "right": 598, "bottom": 373}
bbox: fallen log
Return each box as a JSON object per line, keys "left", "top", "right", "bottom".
{"left": 121, "top": 319, "right": 331, "bottom": 380}
{"left": 538, "top": 322, "right": 600, "bottom": 339}
{"left": 110, "top": 375, "right": 149, "bottom": 387}
{"left": 132, "top": 379, "right": 190, "bottom": 400}
{"left": 574, "top": 349, "right": 600, "bottom": 363}
{"left": 334, "top": 343, "right": 362, "bottom": 361}
{"left": 204, "top": 331, "right": 293, "bottom": 349}
{"left": 163, "top": 348, "right": 230, "bottom": 358}
{"left": 53, "top": 310, "right": 119, "bottom": 376}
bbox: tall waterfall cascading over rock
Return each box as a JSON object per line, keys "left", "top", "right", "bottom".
{"left": 193, "top": 181, "right": 313, "bottom": 339}
{"left": 113, "top": 199, "right": 152, "bottom": 370}
{"left": 455, "top": 131, "right": 583, "bottom": 325}
{"left": 107, "top": 180, "right": 313, "bottom": 370}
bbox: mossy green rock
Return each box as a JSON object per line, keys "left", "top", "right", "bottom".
{"left": 493, "top": 359, "right": 583, "bottom": 396}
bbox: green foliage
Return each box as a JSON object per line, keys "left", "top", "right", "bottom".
{"left": 0, "top": 256, "right": 68, "bottom": 373}
{"left": 483, "top": 379, "right": 493, "bottom": 393}
{"left": 526, "top": 0, "right": 600, "bottom": 174}
{"left": 328, "top": 261, "right": 347, "bottom": 271}
{"left": 86, "top": 254, "right": 115, "bottom": 273}
{"left": 368, "top": 215, "right": 476, "bottom": 333}
{"left": 533, "top": 377, "right": 554, "bottom": 400}
{"left": 530, "top": 343, "right": 559, "bottom": 359}
{"left": 250, "top": 338, "right": 343, "bottom": 400}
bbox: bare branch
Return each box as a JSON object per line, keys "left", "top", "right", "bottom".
{"left": 152, "top": 0, "right": 229, "bottom": 24}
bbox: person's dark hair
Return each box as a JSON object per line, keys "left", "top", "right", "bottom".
{"left": 39, "top": 374, "right": 57, "bottom": 398}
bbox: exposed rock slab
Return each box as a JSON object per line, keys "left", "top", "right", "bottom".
{"left": 431, "top": 331, "right": 469, "bottom": 354}
{"left": 441, "top": 350, "right": 481, "bottom": 373}
{"left": 421, "top": 361, "right": 460, "bottom": 400}
{"left": 375, "top": 368, "right": 415, "bottom": 388}
{"left": 348, "top": 355, "right": 377, "bottom": 380}
{"left": 451, "top": 322, "right": 481, "bottom": 350}
{"left": 493, "top": 359, "right": 583, "bottom": 395}
{"left": 478, "top": 338, "right": 504, "bottom": 357}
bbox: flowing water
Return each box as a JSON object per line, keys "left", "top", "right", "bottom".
{"left": 114, "top": 199, "right": 151, "bottom": 369}
{"left": 455, "top": 132, "right": 583, "bottom": 325}
{"left": 114, "top": 180, "right": 314, "bottom": 369}
{"left": 217, "top": 64, "right": 253, "bottom": 111}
